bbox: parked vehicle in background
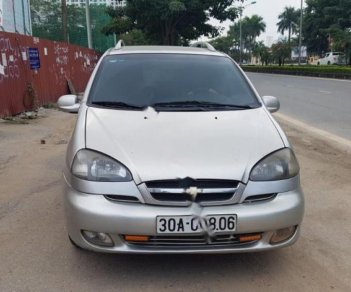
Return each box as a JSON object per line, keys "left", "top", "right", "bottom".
{"left": 308, "top": 55, "right": 320, "bottom": 65}
{"left": 317, "top": 52, "right": 346, "bottom": 65}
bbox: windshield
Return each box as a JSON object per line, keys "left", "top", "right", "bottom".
{"left": 88, "top": 54, "right": 260, "bottom": 110}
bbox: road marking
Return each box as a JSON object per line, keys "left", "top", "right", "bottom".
{"left": 247, "top": 72, "right": 351, "bottom": 83}
{"left": 274, "top": 113, "right": 351, "bottom": 152}
{"left": 319, "top": 90, "right": 331, "bottom": 94}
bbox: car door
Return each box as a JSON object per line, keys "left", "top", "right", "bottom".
{"left": 322, "top": 53, "right": 330, "bottom": 65}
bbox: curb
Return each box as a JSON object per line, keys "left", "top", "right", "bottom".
{"left": 274, "top": 113, "right": 351, "bottom": 154}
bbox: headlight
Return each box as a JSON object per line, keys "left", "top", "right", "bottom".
{"left": 71, "top": 149, "right": 132, "bottom": 182}
{"left": 250, "top": 148, "right": 299, "bottom": 181}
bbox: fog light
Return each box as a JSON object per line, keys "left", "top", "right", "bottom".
{"left": 82, "top": 230, "right": 114, "bottom": 247}
{"left": 270, "top": 226, "right": 296, "bottom": 244}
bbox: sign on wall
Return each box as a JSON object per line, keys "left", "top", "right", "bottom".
{"left": 28, "top": 48, "right": 40, "bottom": 70}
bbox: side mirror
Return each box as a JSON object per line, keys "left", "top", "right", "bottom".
{"left": 57, "top": 94, "right": 80, "bottom": 113}
{"left": 262, "top": 96, "right": 280, "bottom": 113}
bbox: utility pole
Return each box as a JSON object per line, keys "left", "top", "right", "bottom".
{"left": 238, "top": 1, "right": 256, "bottom": 65}
{"left": 85, "top": 0, "right": 93, "bottom": 49}
{"left": 298, "top": 0, "right": 303, "bottom": 65}
{"left": 28, "top": 0, "right": 33, "bottom": 35}
{"left": 12, "top": 0, "right": 18, "bottom": 33}
{"left": 21, "top": 0, "right": 27, "bottom": 34}
{"left": 239, "top": 9, "right": 243, "bottom": 65}
{"left": 62, "top": 0, "right": 68, "bottom": 42}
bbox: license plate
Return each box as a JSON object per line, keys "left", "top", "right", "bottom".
{"left": 156, "top": 214, "right": 237, "bottom": 234}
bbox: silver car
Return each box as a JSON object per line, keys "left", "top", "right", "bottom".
{"left": 58, "top": 42, "right": 304, "bottom": 254}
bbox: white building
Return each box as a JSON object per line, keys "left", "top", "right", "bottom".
{"left": 0, "top": 0, "right": 32, "bottom": 35}
{"left": 291, "top": 46, "right": 308, "bottom": 61}
{"left": 66, "top": 0, "right": 126, "bottom": 7}
{"left": 265, "top": 36, "right": 273, "bottom": 48}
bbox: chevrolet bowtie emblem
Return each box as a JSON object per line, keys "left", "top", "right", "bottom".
{"left": 185, "top": 187, "right": 202, "bottom": 201}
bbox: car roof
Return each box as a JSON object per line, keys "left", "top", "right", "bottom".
{"left": 108, "top": 45, "right": 226, "bottom": 57}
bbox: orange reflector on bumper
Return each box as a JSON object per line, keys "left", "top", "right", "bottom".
{"left": 239, "top": 234, "right": 262, "bottom": 242}
{"left": 124, "top": 235, "right": 150, "bottom": 242}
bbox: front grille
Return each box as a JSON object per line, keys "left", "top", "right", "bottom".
{"left": 150, "top": 192, "right": 234, "bottom": 203}
{"left": 124, "top": 234, "right": 258, "bottom": 247}
{"left": 141, "top": 178, "right": 243, "bottom": 206}
{"left": 146, "top": 179, "right": 237, "bottom": 189}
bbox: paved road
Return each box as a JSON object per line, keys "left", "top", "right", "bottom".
{"left": 247, "top": 73, "right": 351, "bottom": 140}
{"left": 1, "top": 110, "right": 351, "bottom": 291}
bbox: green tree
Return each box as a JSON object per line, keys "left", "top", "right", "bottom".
{"left": 227, "top": 22, "right": 241, "bottom": 51}
{"left": 271, "top": 40, "right": 291, "bottom": 66}
{"left": 303, "top": 0, "right": 351, "bottom": 64}
{"left": 31, "top": 1, "right": 114, "bottom": 52}
{"left": 243, "top": 14, "right": 266, "bottom": 54}
{"left": 331, "top": 29, "right": 351, "bottom": 64}
{"left": 209, "top": 36, "right": 234, "bottom": 55}
{"left": 277, "top": 6, "right": 300, "bottom": 45}
{"left": 90, "top": 5, "right": 115, "bottom": 52}
{"left": 303, "top": 0, "right": 331, "bottom": 55}
{"left": 323, "top": 1, "right": 351, "bottom": 64}
{"left": 228, "top": 14, "right": 266, "bottom": 62}
{"left": 120, "top": 29, "right": 149, "bottom": 45}
{"left": 103, "top": 0, "right": 241, "bottom": 45}
{"left": 31, "top": 0, "right": 63, "bottom": 41}
{"left": 253, "top": 41, "right": 271, "bottom": 65}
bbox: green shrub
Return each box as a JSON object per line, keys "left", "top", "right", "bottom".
{"left": 241, "top": 65, "right": 351, "bottom": 74}
{"left": 241, "top": 65, "right": 351, "bottom": 79}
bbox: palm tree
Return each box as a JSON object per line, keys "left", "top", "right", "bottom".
{"left": 277, "top": 7, "right": 300, "bottom": 45}
{"left": 245, "top": 15, "right": 266, "bottom": 39}
{"left": 228, "top": 15, "right": 266, "bottom": 62}
{"left": 242, "top": 15, "right": 266, "bottom": 59}
{"left": 253, "top": 41, "right": 270, "bottom": 65}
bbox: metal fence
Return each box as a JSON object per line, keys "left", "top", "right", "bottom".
{"left": 0, "top": 31, "right": 100, "bottom": 117}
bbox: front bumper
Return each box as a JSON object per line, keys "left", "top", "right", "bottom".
{"left": 64, "top": 176, "right": 304, "bottom": 254}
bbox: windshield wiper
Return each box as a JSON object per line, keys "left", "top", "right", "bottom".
{"left": 91, "top": 101, "right": 146, "bottom": 110}
{"left": 151, "top": 101, "right": 256, "bottom": 110}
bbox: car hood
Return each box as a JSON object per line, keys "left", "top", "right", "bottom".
{"left": 85, "top": 107, "right": 285, "bottom": 183}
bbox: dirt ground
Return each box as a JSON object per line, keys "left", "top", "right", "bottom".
{"left": 0, "top": 109, "right": 350, "bottom": 292}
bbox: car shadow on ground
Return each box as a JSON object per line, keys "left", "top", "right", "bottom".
{"left": 66, "top": 247, "right": 290, "bottom": 284}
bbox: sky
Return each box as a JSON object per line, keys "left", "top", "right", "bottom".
{"left": 204, "top": 0, "right": 304, "bottom": 45}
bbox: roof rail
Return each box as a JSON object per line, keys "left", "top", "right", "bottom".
{"left": 190, "top": 41, "right": 216, "bottom": 52}
{"left": 115, "top": 39, "right": 125, "bottom": 50}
